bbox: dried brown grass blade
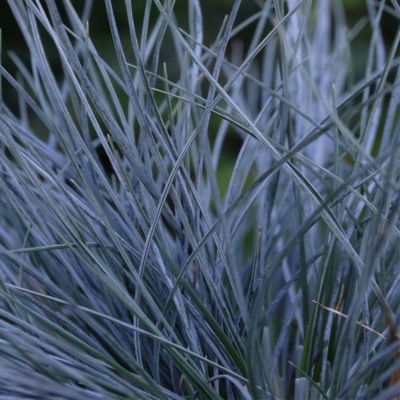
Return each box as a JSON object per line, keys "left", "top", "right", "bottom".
{"left": 312, "top": 300, "right": 386, "bottom": 339}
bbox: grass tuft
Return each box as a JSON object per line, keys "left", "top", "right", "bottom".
{"left": 1, "top": 0, "right": 400, "bottom": 398}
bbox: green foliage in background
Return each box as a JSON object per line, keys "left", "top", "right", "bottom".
{"left": 1, "top": 1, "right": 400, "bottom": 399}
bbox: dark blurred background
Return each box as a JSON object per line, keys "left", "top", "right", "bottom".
{"left": 0, "top": 1, "right": 395, "bottom": 70}
{"left": 0, "top": 1, "right": 397, "bottom": 111}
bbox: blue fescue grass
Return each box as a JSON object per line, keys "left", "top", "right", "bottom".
{"left": 1, "top": 0, "right": 400, "bottom": 399}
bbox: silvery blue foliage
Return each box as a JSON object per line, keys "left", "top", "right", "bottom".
{"left": 0, "top": 1, "right": 400, "bottom": 399}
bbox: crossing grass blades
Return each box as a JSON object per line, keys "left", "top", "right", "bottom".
{"left": 1, "top": 0, "right": 400, "bottom": 399}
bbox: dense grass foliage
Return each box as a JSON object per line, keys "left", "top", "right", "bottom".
{"left": 1, "top": 1, "right": 400, "bottom": 399}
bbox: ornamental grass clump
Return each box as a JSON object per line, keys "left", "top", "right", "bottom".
{"left": 1, "top": 0, "right": 400, "bottom": 399}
